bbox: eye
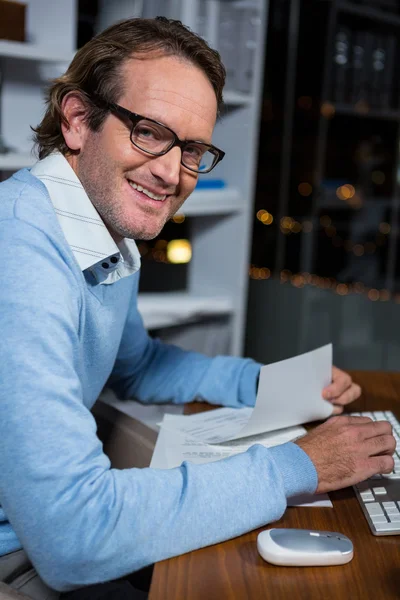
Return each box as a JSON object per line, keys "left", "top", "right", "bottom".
{"left": 185, "top": 144, "right": 204, "bottom": 156}
{"left": 134, "top": 123, "right": 162, "bottom": 141}
{"left": 183, "top": 144, "right": 206, "bottom": 163}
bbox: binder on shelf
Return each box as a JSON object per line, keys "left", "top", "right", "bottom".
{"left": 195, "top": 0, "right": 207, "bottom": 40}
{"left": 394, "top": 42, "right": 400, "bottom": 111}
{"left": 235, "top": 7, "right": 259, "bottom": 94}
{"left": 350, "top": 30, "right": 370, "bottom": 105}
{"left": 332, "top": 26, "right": 351, "bottom": 104}
{"left": 218, "top": 3, "right": 260, "bottom": 95}
{"left": 218, "top": 2, "right": 239, "bottom": 91}
{"left": 367, "top": 33, "right": 395, "bottom": 110}
{"left": 380, "top": 34, "right": 396, "bottom": 109}
{"left": 370, "top": 34, "right": 385, "bottom": 108}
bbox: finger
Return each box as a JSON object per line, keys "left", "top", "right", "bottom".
{"left": 331, "top": 404, "right": 344, "bottom": 415}
{"left": 323, "top": 373, "right": 353, "bottom": 400}
{"left": 366, "top": 454, "right": 394, "bottom": 476}
{"left": 365, "top": 433, "right": 396, "bottom": 456}
{"left": 327, "top": 384, "right": 362, "bottom": 406}
{"left": 361, "top": 419, "right": 393, "bottom": 440}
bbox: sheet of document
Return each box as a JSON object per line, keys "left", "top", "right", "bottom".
{"left": 151, "top": 423, "right": 332, "bottom": 507}
{"left": 161, "top": 407, "right": 253, "bottom": 444}
{"left": 161, "top": 344, "right": 334, "bottom": 444}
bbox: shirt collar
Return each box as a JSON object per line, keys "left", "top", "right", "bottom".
{"left": 31, "top": 153, "right": 141, "bottom": 284}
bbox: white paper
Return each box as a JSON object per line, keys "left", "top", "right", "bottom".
{"left": 288, "top": 494, "right": 332, "bottom": 508}
{"left": 151, "top": 424, "right": 306, "bottom": 469}
{"left": 151, "top": 424, "right": 332, "bottom": 507}
{"left": 161, "top": 344, "right": 334, "bottom": 444}
{"left": 161, "top": 407, "right": 252, "bottom": 444}
{"left": 252, "top": 343, "right": 334, "bottom": 436}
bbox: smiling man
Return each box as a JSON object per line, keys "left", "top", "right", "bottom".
{"left": 0, "top": 16, "right": 394, "bottom": 600}
{"left": 65, "top": 53, "right": 220, "bottom": 242}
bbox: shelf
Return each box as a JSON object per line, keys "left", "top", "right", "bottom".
{"left": 333, "top": 103, "right": 400, "bottom": 121}
{"left": 317, "top": 195, "right": 393, "bottom": 211}
{"left": 223, "top": 90, "right": 253, "bottom": 106}
{"left": 338, "top": 2, "right": 400, "bottom": 27}
{"left": 0, "top": 40, "right": 75, "bottom": 63}
{"left": 178, "top": 187, "right": 243, "bottom": 216}
{"left": 137, "top": 292, "right": 233, "bottom": 330}
{"left": 0, "top": 152, "right": 36, "bottom": 171}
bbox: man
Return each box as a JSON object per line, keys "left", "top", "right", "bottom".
{"left": 0, "top": 16, "right": 395, "bottom": 600}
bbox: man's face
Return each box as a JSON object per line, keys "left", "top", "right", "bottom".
{"left": 66, "top": 54, "right": 218, "bottom": 241}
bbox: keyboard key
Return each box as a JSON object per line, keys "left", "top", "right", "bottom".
{"left": 363, "top": 412, "right": 375, "bottom": 420}
{"left": 389, "top": 514, "right": 400, "bottom": 522}
{"left": 361, "top": 493, "right": 374, "bottom": 502}
{"left": 374, "top": 412, "right": 386, "bottom": 420}
{"left": 366, "top": 503, "right": 384, "bottom": 516}
{"left": 374, "top": 521, "right": 400, "bottom": 532}
{"left": 383, "top": 502, "right": 396, "bottom": 509}
{"left": 373, "top": 487, "right": 387, "bottom": 495}
{"left": 371, "top": 514, "right": 388, "bottom": 523}
{"left": 385, "top": 507, "right": 399, "bottom": 515}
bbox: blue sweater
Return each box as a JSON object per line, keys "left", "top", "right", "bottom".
{"left": 0, "top": 168, "right": 317, "bottom": 591}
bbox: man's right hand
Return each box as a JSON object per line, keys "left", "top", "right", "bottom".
{"left": 295, "top": 415, "right": 396, "bottom": 494}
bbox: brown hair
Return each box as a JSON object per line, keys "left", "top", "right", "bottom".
{"left": 32, "top": 16, "right": 226, "bottom": 159}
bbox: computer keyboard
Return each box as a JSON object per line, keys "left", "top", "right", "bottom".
{"left": 351, "top": 411, "right": 400, "bottom": 536}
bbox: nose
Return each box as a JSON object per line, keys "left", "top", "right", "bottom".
{"left": 149, "top": 146, "right": 181, "bottom": 188}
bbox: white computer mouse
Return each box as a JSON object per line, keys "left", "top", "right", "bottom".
{"left": 257, "top": 528, "right": 354, "bottom": 566}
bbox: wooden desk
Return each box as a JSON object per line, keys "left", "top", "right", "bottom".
{"left": 149, "top": 371, "right": 400, "bottom": 600}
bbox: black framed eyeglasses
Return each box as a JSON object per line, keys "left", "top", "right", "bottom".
{"left": 93, "top": 96, "right": 225, "bottom": 174}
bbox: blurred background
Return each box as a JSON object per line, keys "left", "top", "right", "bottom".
{"left": 1, "top": 0, "right": 400, "bottom": 371}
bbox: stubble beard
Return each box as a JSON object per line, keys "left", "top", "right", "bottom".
{"left": 75, "top": 142, "right": 173, "bottom": 241}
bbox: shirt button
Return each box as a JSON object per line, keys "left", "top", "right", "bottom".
{"left": 110, "top": 256, "right": 119, "bottom": 264}
{"left": 101, "top": 262, "right": 109, "bottom": 269}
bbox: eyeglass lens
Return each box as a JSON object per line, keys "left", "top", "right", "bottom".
{"left": 131, "top": 120, "right": 217, "bottom": 173}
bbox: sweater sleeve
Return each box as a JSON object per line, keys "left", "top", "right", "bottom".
{"left": 0, "top": 218, "right": 317, "bottom": 593}
{"left": 109, "top": 286, "right": 262, "bottom": 408}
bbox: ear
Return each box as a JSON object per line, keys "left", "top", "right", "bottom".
{"left": 61, "top": 92, "right": 90, "bottom": 152}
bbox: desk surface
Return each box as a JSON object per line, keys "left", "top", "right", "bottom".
{"left": 149, "top": 371, "right": 400, "bottom": 600}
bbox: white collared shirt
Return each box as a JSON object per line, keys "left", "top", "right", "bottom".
{"left": 31, "top": 153, "right": 141, "bottom": 285}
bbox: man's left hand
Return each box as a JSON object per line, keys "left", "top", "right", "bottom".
{"left": 322, "top": 366, "right": 362, "bottom": 415}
